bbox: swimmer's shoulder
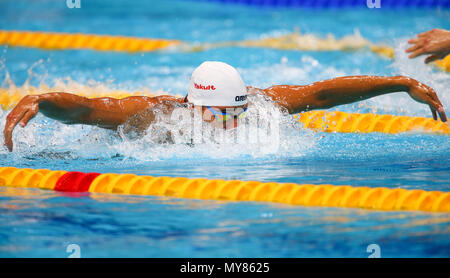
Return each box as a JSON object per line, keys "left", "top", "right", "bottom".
{"left": 149, "top": 95, "right": 183, "bottom": 103}
{"left": 140, "top": 94, "right": 187, "bottom": 112}
{"left": 134, "top": 95, "right": 184, "bottom": 109}
{"left": 247, "top": 86, "right": 266, "bottom": 95}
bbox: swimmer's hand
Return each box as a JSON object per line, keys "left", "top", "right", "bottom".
{"left": 406, "top": 78, "right": 447, "bottom": 122}
{"left": 3, "top": 95, "right": 40, "bottom": 152}
{"left": 406, "top": 28, "right": 450, "bottom": 63}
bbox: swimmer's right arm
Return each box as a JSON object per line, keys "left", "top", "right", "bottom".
{"left": 3, "top": 92, "right": 158, "bottom": 151}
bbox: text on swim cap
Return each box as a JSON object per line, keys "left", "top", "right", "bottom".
{"left": 194, "top": 83, "right": 216, "bottom": 90}
{"left": 235, "top": 95, "right": 247, "bottom": 102}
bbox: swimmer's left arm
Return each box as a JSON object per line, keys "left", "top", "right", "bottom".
{"left": 262, "top": 75, "right": 447, "bottom": 122}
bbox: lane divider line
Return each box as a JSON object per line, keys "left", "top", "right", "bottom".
{"left": 1, "top": 167, "right": 449, "bottom": 213}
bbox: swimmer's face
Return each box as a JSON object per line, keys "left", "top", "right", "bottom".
{"left": 182, "top": 96, "right": 247, "bottom": 129}
{"left": 201, "top": 105, "right": 247, "bottom": 129}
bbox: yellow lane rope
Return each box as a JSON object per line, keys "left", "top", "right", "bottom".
{"left": 294, "top": 110, "right": 450, "bottom": 135}
{"left": 0, "top": 86, "right": 177, "bottom": 111}
{"left": 0, "top": 29, "right": 387, "bottom": 55}
{"left": 0, "top": 30, "right": 180, "bottom": 52}
{"left": 0, "top": 166, "right": 448, "bottom": 213}
{"left": 435, "top": 54, "right": 450, "bottom": 72}
{"left": 1, "top": 29, "right": 448, "bottom": 71}
{"left": 184, "top": 30, "right": 395, "bottom": 59}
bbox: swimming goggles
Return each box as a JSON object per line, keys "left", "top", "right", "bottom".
{"left": 205, "top": 106, "right": 248, "bottom": 122}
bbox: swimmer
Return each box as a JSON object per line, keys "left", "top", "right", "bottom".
{"left": 406, "top": 28, "right": 450, "bottom": 63}
{"left": 3, "top": 61, "right": 447, "bottom": 151}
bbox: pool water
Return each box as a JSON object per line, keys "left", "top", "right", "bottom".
{"left": 0, "top": 0, "right": 449, "bottom": 257}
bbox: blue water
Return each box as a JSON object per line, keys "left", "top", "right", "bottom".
{"left": 0, "top": 0, "right": 449, "bottom": 257}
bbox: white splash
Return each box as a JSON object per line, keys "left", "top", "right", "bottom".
{"left": 0, "top": 93, "right": 317, "bottom": 162}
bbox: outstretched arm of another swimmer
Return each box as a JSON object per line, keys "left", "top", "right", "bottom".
{"left": 260, "top": 75, "right": 447, "bottom": 121}
{"left": 3, "top": 92, "right": 175, "bottom": 151}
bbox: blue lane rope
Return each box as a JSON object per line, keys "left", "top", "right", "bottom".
{"left": 196, "top": 0, "right": 450, "bottom": 8}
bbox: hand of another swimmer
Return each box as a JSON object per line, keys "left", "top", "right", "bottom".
{"left": 3, "top": 95, "right": 40, "bottom": 152}
{"left": 406, "top": 28, "right": 450, "bottom": 63}
{"left": 406, "top": 79, "right": 447, "bottom": 122}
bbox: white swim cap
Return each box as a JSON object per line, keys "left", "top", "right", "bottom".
{"left": 187, "top": 61, "right": 247, "bottom": 106}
